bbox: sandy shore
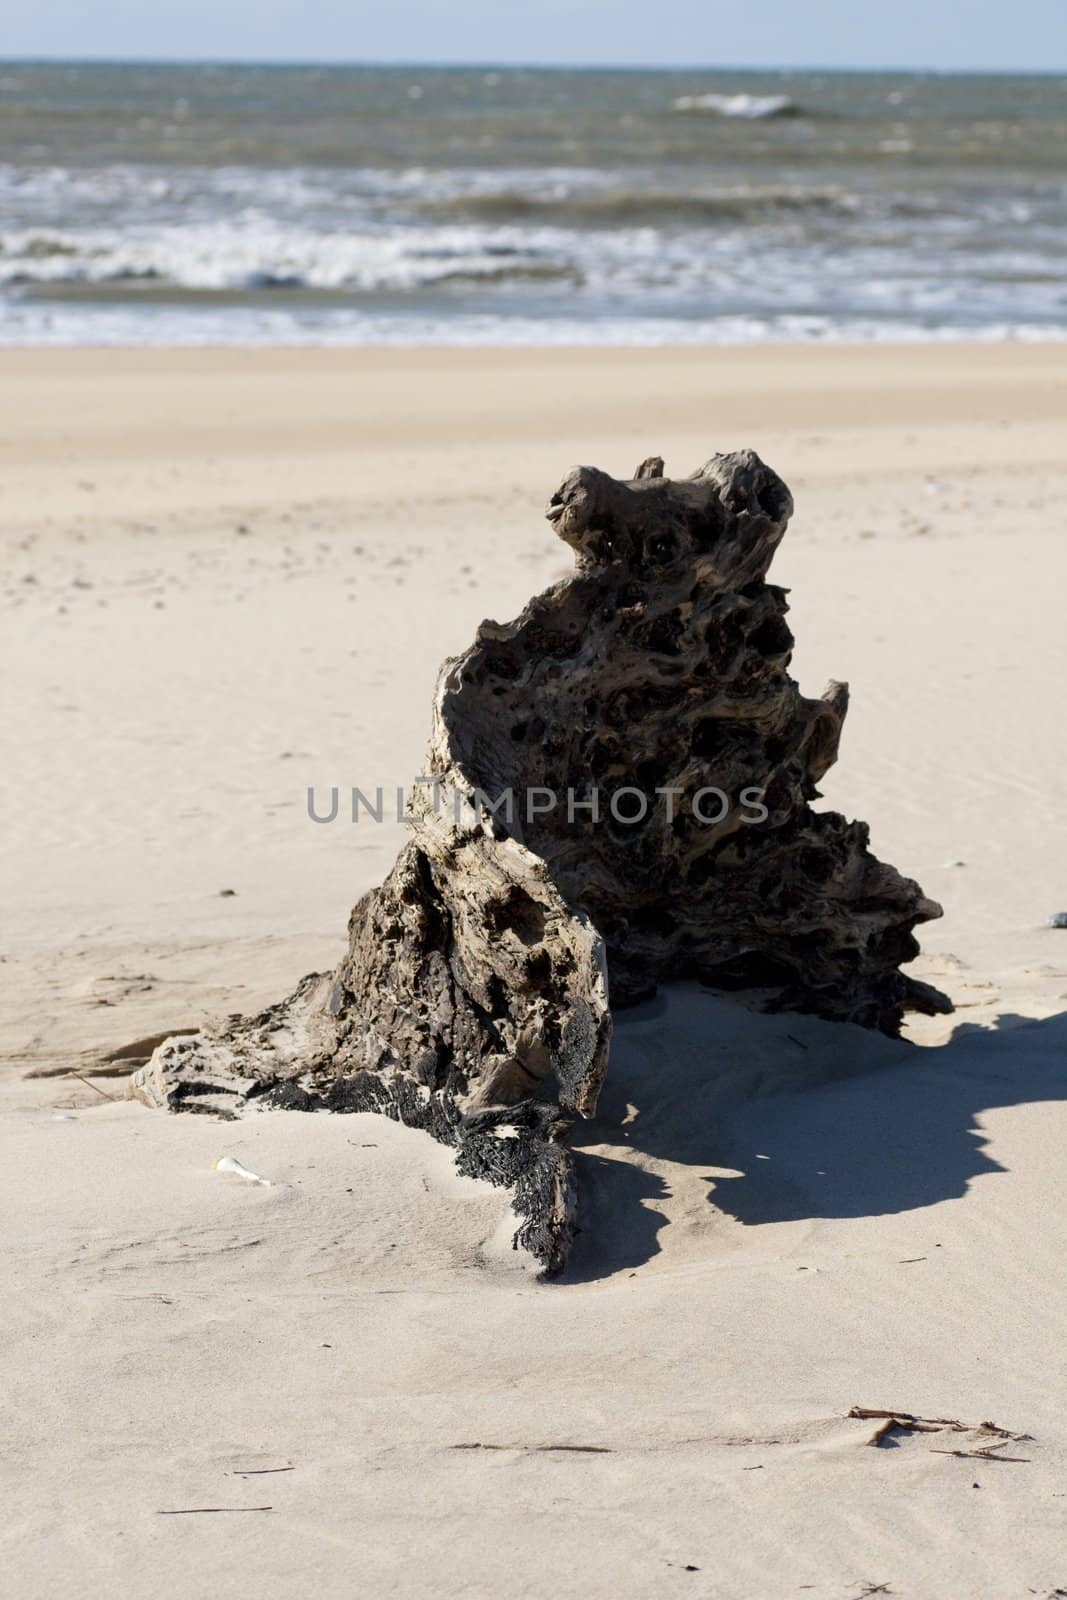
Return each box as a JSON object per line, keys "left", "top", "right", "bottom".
{"left": 3, "top": 342, "right": 1066, "bottom": 1597}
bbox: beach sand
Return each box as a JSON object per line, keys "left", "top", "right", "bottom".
{"left": 2, "top": 342, "right": 1065, "bottom": 1597}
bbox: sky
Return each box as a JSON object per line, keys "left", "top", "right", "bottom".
{"left": 2, "top": 0, "right": 1064, "bottom": 73}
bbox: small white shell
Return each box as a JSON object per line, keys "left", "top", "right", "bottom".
{"left": 212, "top": 1154, "right": 271, "bottom": 1186}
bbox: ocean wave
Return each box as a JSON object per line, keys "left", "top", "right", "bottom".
{"left": 1, "top": 160, "right": 1056, "bottom": 241}
{"left": 1, "top": 149, "right": 1064, "bottom": 343}
{"left": 3, "top": 210, "right": 1066, "bottom": 328}
{"left": 671, "top": 93, "right": 800, "bottom": 119}
{"left": 416, "top": 186, "right": 857, "bottom": 226}
{"left": 0, "top": 221, "right": 587, "bottom": 295}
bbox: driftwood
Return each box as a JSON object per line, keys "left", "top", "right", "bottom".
{"left": 130, "top": 450, "right": 949, "bottom": 1272}
{"left": 848, "top": 1408, "right": 1031, "bottom": 1457}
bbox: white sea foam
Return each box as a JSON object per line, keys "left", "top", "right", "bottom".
{"left": 672, "top": 93, "right": 798, "bottom": 119}
{"left": 1, "top": 300, "right": 1061, "bottom": 349}
{"left": 3, "top": 200, "right": 1065, "bottom": 338}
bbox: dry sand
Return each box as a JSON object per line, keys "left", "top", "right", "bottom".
{"left": 2, "top": 342, "right": 1066, "bottom": 1598}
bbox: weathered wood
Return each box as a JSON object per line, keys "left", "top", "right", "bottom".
{"left": 130, "top": 450, "right": 949, "bottom": 1273}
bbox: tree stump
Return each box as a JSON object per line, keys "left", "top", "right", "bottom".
{"left": 130, "top": 450, "right": 949, "bottom": 1272}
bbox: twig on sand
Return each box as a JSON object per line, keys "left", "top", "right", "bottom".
{"left": 66, "top": 1071, "right": 119, "bottom": 1102}
{"left": 451, "top": 1442, "right": 614, "bottom": 1454}
{"left": 851, "top": 1406, "right": 963, "bottom": 1427}
{"left": 930, "top": 1442, "right": 1031, "bottom": 1462}
{"left": 156, "top": 1506, "right": 273, "bottom": 1515}
{"left": 231, "top": 1466, "right": 295, "bottom": 1476}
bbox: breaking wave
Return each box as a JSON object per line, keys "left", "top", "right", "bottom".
{"left": 672, "top": 93, "right": 800, "bottom": 119}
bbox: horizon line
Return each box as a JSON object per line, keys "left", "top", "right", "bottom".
{"left": 0, "top": 54, "right": 1064, "bottom": 77}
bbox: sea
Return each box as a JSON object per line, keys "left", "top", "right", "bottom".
{"left": 0, "top": 61, "right": 1065, "bottom": 346}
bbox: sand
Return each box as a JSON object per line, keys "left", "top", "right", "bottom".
{"left": 2, "top": 342, "right": 1066, "bottom": 1598}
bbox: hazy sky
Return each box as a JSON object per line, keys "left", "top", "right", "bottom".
{"left": 3, "top": 0, "right": 1064, "bottom": 73}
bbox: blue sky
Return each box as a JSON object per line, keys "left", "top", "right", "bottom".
{"left": 3, "top": 0, "right": 1064, "bottom": 72}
